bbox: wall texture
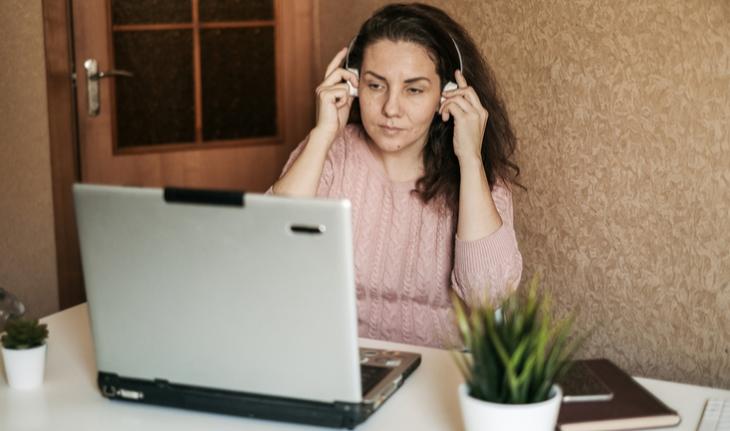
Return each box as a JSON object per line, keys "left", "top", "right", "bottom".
{"left": 0, "top": 0, "right": 59, "bottom": 319}
{"left": 318, "top": 0, "right": 730, "bottom": 388}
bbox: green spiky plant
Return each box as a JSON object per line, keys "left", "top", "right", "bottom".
{"left": 452, "top": 274, "right": 582, "bottom": 404}
{"left": 1, "top": 318, "right": 49, "bottom": 350}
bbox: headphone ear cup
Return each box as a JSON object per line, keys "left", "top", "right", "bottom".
{"left": 346, "top": 68, "right": 359, "bottom": 97}
{"left": 440, "top": 81, "right": 458, "bottom": 104}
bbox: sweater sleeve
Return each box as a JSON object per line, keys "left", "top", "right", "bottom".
{"left": 265, "top": 128, "right": 348, "bottom": 196}
{"left": 450, "top": 182, "right": 523, "bottom": 304}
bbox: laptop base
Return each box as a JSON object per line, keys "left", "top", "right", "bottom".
{"left": 99, "top": 372, "right": 371, "bottom": 429}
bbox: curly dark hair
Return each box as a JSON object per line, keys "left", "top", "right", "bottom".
{"left": 346, "top": 3, "right": 522, "bottom": 211}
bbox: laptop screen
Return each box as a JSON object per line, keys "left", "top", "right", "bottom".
{"left": 74, "top": 184, "right": 362, "bottom": 403}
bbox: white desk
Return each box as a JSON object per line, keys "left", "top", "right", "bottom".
{"left": 1, "top": 304, "right": 728, "bottom": 431}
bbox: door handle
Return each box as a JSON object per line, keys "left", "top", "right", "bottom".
{"left": 83, "top": 58, "right": 134, "bottom": 117}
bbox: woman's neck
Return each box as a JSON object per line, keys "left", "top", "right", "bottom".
{"left": 365, "top": 137, "right": 426, "bottom": 183}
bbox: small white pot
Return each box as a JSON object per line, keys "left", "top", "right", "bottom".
{"left": 458, "top": 383, "right": 563, "bottom": 431}
{"left": 1, "top": 343, "right": 47, "bottom": 390}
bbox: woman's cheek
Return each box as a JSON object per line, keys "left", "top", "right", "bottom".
{"left": 412, "top": 98, "right": 440, "bottom": 126}
{"left": 359, "top": 97, "right": 380, "bottom": 125}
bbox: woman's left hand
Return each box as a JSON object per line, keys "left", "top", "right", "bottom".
{"left": 439, "top": 70, "right": 489, "bottom": 163}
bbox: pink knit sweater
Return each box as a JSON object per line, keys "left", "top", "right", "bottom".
{"left": 274, "top": 125, "right": 523, "bottom": 348}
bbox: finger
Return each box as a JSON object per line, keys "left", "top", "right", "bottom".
{"left": 440, "top": 94, "right": 475, "bottom": 119}
{"left": 442, "top": 88, "right": 482, "bottom": 113}
{"left": 324, "top": 47, "right": 348, "bottom": 78}
{"left": 321, "top": 67, "right": 359, "bottom": 89}
{"left": 440, "top": 99, "right": 466, "bottom": 122}
{"left": 335, "top": 91, "right": 351, "bottom": 108}
{"left": 442, "top": 91, "right": 488, "bottom": 126}
{"left": 319, "top": 84, "right": 351, "bottom": 107}
{"left": 320, "top": 83, "right": 349, "bottom": 97}
{"left": 455, "top": 69, "right": 468, "bottom": 88}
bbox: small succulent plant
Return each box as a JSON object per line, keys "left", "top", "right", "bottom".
{"left": 452, "top": 274, "right": 583, "bottom": 404}
{"left": 1, "top": 318, "right": 49, "bottom": 350}
{"left": 0, "top": 287, "right": 26, "bottom": 331}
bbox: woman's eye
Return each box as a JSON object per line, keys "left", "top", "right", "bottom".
{"left": 367, "top": 83, "right": 384, "bottom": 90}
{"left": 407, "top": 88, "right": 424, "bottom": 94}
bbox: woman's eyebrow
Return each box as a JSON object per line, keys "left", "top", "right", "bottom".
{"left": 363, "top": 70, "right": 432, "bottom": 84}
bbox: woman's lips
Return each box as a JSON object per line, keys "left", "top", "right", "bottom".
{"left": 380, "top": 125, "right": 403, "bottom": 135}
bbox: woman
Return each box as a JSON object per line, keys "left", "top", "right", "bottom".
{"left": 270, "top": 3, "right": 522, "bottom": 348}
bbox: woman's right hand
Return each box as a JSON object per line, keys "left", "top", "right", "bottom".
{"left": 314, "top": 47, "right": 359, "bottom": 140}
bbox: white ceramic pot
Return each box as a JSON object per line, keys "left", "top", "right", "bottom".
{"left": 1, "top": 343, "right": 47, "bottom": 390}
{"left": 458, "top": 383, "right": 563, "bottom": 431}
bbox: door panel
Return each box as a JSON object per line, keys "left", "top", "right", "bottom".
{"left": 72, "top": 0, "right": 314, "bottom": 191}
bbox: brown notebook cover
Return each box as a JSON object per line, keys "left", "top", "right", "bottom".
{"left": 557, "top": 359, "right": 681, "bottom": 431}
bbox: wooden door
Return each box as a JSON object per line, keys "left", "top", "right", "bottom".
{"left": 72, "top": 0, "right": 315, "bottom": 191}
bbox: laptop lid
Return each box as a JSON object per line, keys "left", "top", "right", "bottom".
{"left": 73, "top": 184, "right": 362, "bottom": 404}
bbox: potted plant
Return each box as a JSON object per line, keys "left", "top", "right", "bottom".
{"left": 0, "top": 287, "right": 26, "bottom": 331}
{"left": 1, "top": 318, "right": 49, "bottom": 389}
{"left": 452, "top": 275, "right": 582, "bottom": 431}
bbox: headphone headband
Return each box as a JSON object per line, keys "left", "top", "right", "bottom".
{"left": 449, "top": 35, "right": 464, "bottom": 73}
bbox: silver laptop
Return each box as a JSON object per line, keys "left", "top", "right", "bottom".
{"left": 73, "top": 183, "right": 420, "bottom": 428}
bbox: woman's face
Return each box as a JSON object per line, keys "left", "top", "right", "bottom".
{"left": 358, "top": 39, "right": 441, "bottom": 156}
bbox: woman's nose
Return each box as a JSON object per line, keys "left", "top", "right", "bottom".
{"left": 382, "top": 90, "right": 402, "bottom": 117}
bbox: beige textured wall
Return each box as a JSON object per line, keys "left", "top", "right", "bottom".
{"left": 318, "top": 0, "right": 730, "bottom": 388}
{"left": 0, "top": 1, "right": 59, "bottom": 319}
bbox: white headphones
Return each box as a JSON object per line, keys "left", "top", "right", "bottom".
{"left": 344, "top": 34, "right": 463, "bottom": 103}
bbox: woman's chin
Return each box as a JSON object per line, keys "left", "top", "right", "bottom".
{"left": 368, "top": 131, "right": 417, "bottom": 153}
{"left": 370, "top": 137, "right": 408, "bottom": 153}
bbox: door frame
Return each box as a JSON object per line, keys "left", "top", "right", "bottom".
{"left": 42, "top": 0, "right": 320, "bottom": 310}
{"left": 42, "top": 0, "right": 82, "bottom": 310}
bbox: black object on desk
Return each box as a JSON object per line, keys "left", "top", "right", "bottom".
{"left": 558, "top": 359, "right": 681, "bottom": 431}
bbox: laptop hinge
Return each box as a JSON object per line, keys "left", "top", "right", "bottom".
{"left": 163, "top": 187, "right": 245, "bottom": 207}
{"left": 333, "top": 401, "right": 371, "bottom": 428}
{"left": 98, "top": 372, "right": 373, "bottom": 429}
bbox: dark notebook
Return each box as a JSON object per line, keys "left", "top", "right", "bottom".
{"left": 558, "top": 359, "right": 681, "bottom": 431}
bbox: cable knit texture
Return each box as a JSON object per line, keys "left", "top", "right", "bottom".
{"left": 273, "top": 125, "right": 522, "bottom": 348}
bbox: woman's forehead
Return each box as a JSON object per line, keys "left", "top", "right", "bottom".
{"left": 361, "top": 39, "right": 439, "bottom": 81}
